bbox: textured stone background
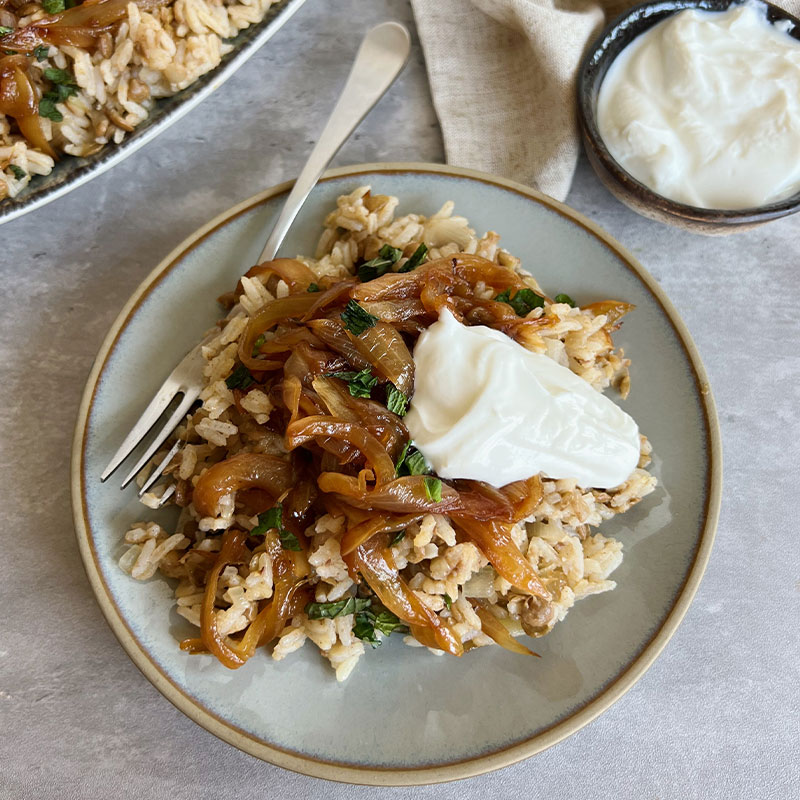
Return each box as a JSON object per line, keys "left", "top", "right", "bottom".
{"left": 1, "top": 0, "right": 798, "bottom": 797}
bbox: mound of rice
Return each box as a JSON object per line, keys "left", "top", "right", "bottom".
{"left": 0, "top": 0, "right": 281, "bottom": 200}
{"left": 119, "top": 187, "right": 657, "bottom": 681}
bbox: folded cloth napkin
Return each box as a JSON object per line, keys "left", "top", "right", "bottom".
{"left": 410, "top": 0, "right": 800, "bottom": 202}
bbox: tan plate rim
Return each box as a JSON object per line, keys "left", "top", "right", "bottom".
{"left": 71, "top": 162, "right": 722, "bottom": 786}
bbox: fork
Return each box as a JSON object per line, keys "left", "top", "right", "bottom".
{"left": 100, "top": 21, "right": 411, "bottom": 498}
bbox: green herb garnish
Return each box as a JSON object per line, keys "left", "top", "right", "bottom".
{"left": 389, "top": 529, "right": 406, "bottom": 547}
{"left": 225, "top": 363, "right": 255, "bottom": 390}
{"left": 443, "top": 593, "right": 453, "bottom": 611}
{"left": 251, "top": 333, "right": 266, "bottom": 357}
{"left": 352, "top": 606, "right": 408, "bottom": 647}
{"left": 495, "top": 287, "right": 545, "bottom": 316}
{"left": 38, "top": 96, "right": 62, "bottom": 122}
{"left": 42, "top": 0, "right": 65, "bottom": 13}
{"left": 38, "top": 71, "right": 78, "bottom": 120}
{"left": 43, "top": 68, "right": 78, "bottom": 103}
{"left": 34, "top": 45, "right": 50, "bottom": 61}
{"left": 399, "top": 243, "right": 428, "bottom": 273}
{"left": 554, "top": 293, "right": 575, "bottom": 307}
{"left": 352, "top": 613, "right": 380, "bottom": 646}
{"left": 306, "top": 596, "right": 372, "bottom": 620}
{"left": 307, "top": 282, "right": 319, "bottom": 293}
{"left": 329, "top": 368, "right": 378, "bottom": 399}
{"left": 43, "top": 67, "right": 74, "bottom": 84}
{"left": 0, "top": 26, "right": 12, "bottom": 35}
{"left": 341, "top": 300, "right": 378, "bottom": 336}
{"left": 8, "top": 165, "right": 26, "bottom": 180}
{"left": 251, "top": 504, "right": 301, "bottom": 551}
{"left": 358, "top": 243, "right": 402, "bottom": 282}
{"left": 395, "top": 442, "right": 430, "bottom": 476}
{"left": 424, "top": 476, "right": 442, "bottom": 503}
{"left": 386, "top": 384, "right": 408, "bottom": 416}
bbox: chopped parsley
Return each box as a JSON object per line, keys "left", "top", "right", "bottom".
{"left": 225, "top": 363, "right": 255, "bottom": 390}
{"left": 341, "top": 300, "right": 378, "bottom": 336}
{"left": 353, "top": 606, "right": 408, "bottom": 647}
{"left": 358, "top": 243, "right": 402, "bottom": 282}
{"left": 399, "top": 243, "right": 428, "bottom": 272}
{"left": 38, "top": 97, "right": 62, "bottom": 122}
{"left": 34, "top": 46, "right": 50, "bottom": 61}
{"left": 395, "top": 441, "right": 430, "bottom": 476}
{"left": 38, "top": 68, "right": 79, "bottom": 121}
{"left": 389, "top": 529, "right": 406, "bottom": 546}
{"left": 0, "top": 26, "right": 12, "bottom": 35}
{"left": 8, "top": 165, "right": 26, "bottom": 181}
{"left": 443, "top": 593, "right": 453, "bottom": 611}
{"left": 424, "top": 476, "right": 443, "bottom": 503}
{"left": 554, "top": 293, "right": 576, "bottom": 307}
{"left": 386, "top": 384, "right": 408, "bottom": 416}
{"left": 328, "top": 368, "right": 378, "bottom": 399}
{"left": 495, "top": 287, "right": 545, "bottom": 316}
{"left": 43, "top": 67, "right": 74, "bottom": 85}
{"left": 251, "top": 504, "right": 301, "bottom": 551}
{"left": 42, "top": 0, "right": 65, "bottom": 12}
{"left": 306, "top": 282, "right": 320, "bottom": 293}
{"left": 306, "top": 596, "right": 372, "bottom": 619}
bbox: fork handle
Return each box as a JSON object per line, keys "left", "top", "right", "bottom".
{"left": 257, "top": 22, "right": 411, "bottom": 263}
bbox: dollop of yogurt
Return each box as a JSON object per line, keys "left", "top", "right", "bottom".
{"left": 404, "top": 309, "right": 640, "bottom": 489}
{"left": 596, "top": 4, "right": 800, "bottom": 209}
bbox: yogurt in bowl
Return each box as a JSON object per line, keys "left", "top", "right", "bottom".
{"left": 578, "top": 0, "right": 800, "bottom": 233}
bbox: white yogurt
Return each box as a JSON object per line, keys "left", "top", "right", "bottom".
{"left": 404, "top": 309, "right": 640, "bottom": 489}
{"left": 596, "top": 4, "right": 800, "bottom": 209}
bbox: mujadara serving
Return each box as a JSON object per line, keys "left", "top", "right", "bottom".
{"left": 119, "top": 187, "right": 657, "bottom": 681}
{"left": 0, "top": 0, "right": 282, "bottom": 200}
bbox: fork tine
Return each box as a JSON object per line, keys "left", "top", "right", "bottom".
{"left": 101, "top": 381, "right": 184, "bottom": 482}
{"left": 119, "top": 389, "right": 199, "bottom": 489}
{"left": 157, "top": 483, "right": 177, "bottom": 508}
{"left": 138, "top": 438, "right": 184, "bottom": 497}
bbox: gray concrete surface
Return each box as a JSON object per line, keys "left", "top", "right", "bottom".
{"left": 1, "top": 0, "right": 798, "bottom": 797}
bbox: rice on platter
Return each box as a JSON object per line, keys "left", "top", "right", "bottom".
{"left": 0, "top": 0, "right": 281, "bottom": 200}
{"left": 118, "top": 187, "right": 657, "bottom": 681}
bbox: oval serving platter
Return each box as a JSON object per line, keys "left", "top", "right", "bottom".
{"left": 0, "top": 0, "right": 306, "bottom": 225}
{"left": 72, "top": 163, "right": 721, "bottom": 785}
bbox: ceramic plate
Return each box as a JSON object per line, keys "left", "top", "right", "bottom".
{"left": 0, "top": 0, "right": 306, "bottom": 225}
{"left": 72, "top": 163, "right": 721, "bottom": 785}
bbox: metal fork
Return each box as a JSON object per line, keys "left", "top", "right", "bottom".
{"left": 100, "top": 21, "right": 411, "bottom": 496}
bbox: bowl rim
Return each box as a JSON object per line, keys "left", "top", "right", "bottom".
{"left": 0, "top": 0, "right": 308, "bottom": 226}
{"left": 577, "top": 0, "right": 800, "bottom": 224}
{"left": 70, "top": 161, "right": 722, "bottom": 786}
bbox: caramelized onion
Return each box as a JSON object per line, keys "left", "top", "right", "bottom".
{"left": 453, "top": 517, "right": 550, "bottom": 600}
{"left": 345, "top": 321, "right": 414, "bottom": 395}
{"left": 339, "top": 512, "right": 422, "bottom": 556}
{"left": 582, "top": 300, "right": 635, "bottom": 327}
{"left": 239, "top": 293, "right": 320, "bottom": 370}
{"left": 306, "top": 317, "right": 372, "bottom": 371}
{"left": 0, "top": 0, "right": 167, "bottom": 51}
{"left": 286, "top": 416, "right": 396, "bottom": 485}
{"left": 318, "top": 473, "right": 462, "bottom": 514}
{"left": 241, "top": 258, "right": 316, "bottom": 294}
{"left": 352, "top": 534, "right": 463, "bottom": 656}
{"left": 193, "top": 453, "right": 294, "bottom": 518}
{"left": 473, "top": 603, "right": 539, "bottom": 657}
{"left": 0, "top": 58, "right": 55, "bottom": 158}
{"left": 194, "top": 529, "right": 249, "bottom": 669}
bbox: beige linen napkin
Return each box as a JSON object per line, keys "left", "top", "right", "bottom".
{"left": 410, "top": 0, "right": 800, "bottom": 202}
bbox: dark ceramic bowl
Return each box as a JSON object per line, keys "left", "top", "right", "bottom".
{"left": 578, "top": 0, "right": 800, "bottom": 234}
{"left": 0, "top": 0, "right": 306, "bottom": 225}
